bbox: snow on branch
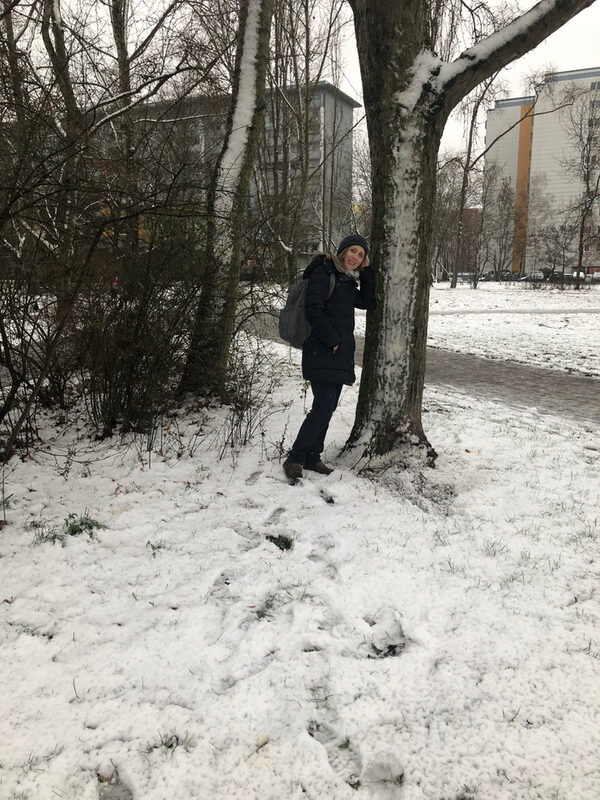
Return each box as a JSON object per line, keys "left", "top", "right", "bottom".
{"left": 52, "top": 0, "right": 63, "bottom": 28}
{"left": 438, "top": 0, "right": 597, "bottom": 111}
{"left": 214, "top": 0, "right": 262, "bottom": 215}
{"left": 395, "top": 49, "right": 444, "bottom": 114}
{"left": 397, "top": 0, "right": 596, "bottom": 118}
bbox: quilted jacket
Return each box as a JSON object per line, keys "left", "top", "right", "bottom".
{"left": 301, "top": 254, "right": 375, "bottom": 385}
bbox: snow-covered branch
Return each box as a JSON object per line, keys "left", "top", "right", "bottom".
{"left": 214, "top": 0, "right": 262, "bottom": 218}
{"left": 438, "top": 0, "right": 597, "bottom": 113}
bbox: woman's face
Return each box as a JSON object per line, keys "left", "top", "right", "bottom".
{"left": 341, "top": 245, "right": 366, "bottom": 271}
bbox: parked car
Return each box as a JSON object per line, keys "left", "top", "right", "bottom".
{"left": 519, "top": 271, "right": 545, "bottom": 281}
{"left": 498, "top": 270, "right": 519, "bottom": 281}
{"left": 547, "top": 272, "right": 590, "bottom": 284}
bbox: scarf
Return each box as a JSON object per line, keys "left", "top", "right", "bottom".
{"left": 325, "top": 252, "right": 360, "bottom": 281}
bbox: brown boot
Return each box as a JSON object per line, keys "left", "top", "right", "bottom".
{"left": 304, "top": 461, "right": 333, "bottom": 475}
{"left": 283, "top": 458, "right": 303, "bottom": 481}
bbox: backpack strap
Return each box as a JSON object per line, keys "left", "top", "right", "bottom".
{"left": 327, "top": 272, "right": 335, "bottom": 299}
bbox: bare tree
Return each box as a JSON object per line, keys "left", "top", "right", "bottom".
{"left": 351, "top": 129, "right": 372, "bottom": 237}
{"left": 450, "top": 75, "right": 504, "bottom": 287}
{"left": 563, "top": 86, "right": 600, "bottom": 288}
{"left": 485, "top": 171, "right": 516, "bottom": 280}
{"left": 181, "top": 0, "right": 275, "bottom": 397}
{"left": 345, "top": 0, "right": 597, "bottom": 467}
{"left": 253, "top": 0, "right": 349, "bottom": 284}
{"left": 432, "top": 153, "right": 462, "bottom": 282}
{"left": 0, "top": 0, "right": 222, "bottom": 453}
{"left": 540, "top": 219, "right": 578, "bottom": 284}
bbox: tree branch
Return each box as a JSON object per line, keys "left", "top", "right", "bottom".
{"left": 0, "top": 0, "right": 22, "bottom": 23}
{"left": 440, "top": 0, "right": 597, "bottom": 114}
{"left": 128, "top": 0, "right": 183, "bottom": 64}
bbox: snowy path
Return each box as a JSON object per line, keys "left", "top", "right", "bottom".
{"left": 425, "top": 347, "right": 600, "bottom": 426}
{"left": 256, "top": 312, "right": 600, "bottom": 427}
{"left": 354, "top": 339, "right": 600, "bottom": 427}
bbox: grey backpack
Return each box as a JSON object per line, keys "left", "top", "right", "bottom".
{"left": 278, "top": 272, "right": 336, "bottom": 349}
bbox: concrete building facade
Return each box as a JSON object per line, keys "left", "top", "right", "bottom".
{"left": 484, "top": 66, "right": 600, "bottom": 276}
{"left": 141, "top": 82, "right": 360, "bottom": 274}
{"left": 258, "top": 82, "right": 360, "bottom": 255}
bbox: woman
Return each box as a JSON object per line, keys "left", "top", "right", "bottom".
{"left": 283, "top": 234, "right": 375, "bottom": 481}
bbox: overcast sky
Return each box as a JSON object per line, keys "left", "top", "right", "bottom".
{"left": 500, "top": 3, "right": 600, "bottom": 95}
{"left": 341, "top": 3, "right": 600, "bottom": 153}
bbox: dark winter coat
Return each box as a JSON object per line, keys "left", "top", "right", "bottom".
{"left": 301, "top": 254, "right": 375, "bottom": 385}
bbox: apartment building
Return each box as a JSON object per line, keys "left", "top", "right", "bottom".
{"left": 257, "top": 82, "right": 360, "bottom": 256}
{"left": 484, "top": 66, "right": 600, "bottom": 275}
{"left": 152, "top": 82, "right": 360, "bottom": 263}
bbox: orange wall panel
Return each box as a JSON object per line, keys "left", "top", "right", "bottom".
{"left": 512, "top": 104, "right": 534, "bottom": 272}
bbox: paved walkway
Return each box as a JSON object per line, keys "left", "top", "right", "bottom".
{"left": 421, "top": 347, "right": 597, "bottom": 427}
{"left": 355, "top": 338, "right": 599, "bottom": 428}
{"left": 256, "top": 313, "right": 600, "bottom": 429}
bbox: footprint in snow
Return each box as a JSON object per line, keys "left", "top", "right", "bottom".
{"left": 319, "top": 488, "right": 335, "bottom": 504}
{"left": 308, "top": 721, "right": 362, "bottom": 789}
{"left": 218, "top": 649, "right": 277, "bottom": 693}
{"left": 307, "top": 550, "right": 337, "bottom": 579}
{"left": 265, "top": 506, "right": 286, "bottom": 525}
{"left": 234, "top": 524, "right": 264, "bottom": 551}
{"left": 308, "top": 721, "right": 405, "bottom": 792}
{"left": 98, "top": 780, "right": 133, "bottom": 800}
{"left": 210, "top": 570, "right": 244, "bottom": 599}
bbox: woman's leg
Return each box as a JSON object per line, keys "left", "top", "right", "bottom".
{"left": 288, "top": 381, "right": 343, "bottom": 465}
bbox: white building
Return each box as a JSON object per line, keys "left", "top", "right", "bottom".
{"left": 485, "top": 66, "right": 600, "bottom": 275}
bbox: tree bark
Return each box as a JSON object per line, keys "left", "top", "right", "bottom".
{"left": 345, "top": 0, "right": 442, "bottom": 465}
{"left": 346, "top": 0, "right": 598, "bottom": 467}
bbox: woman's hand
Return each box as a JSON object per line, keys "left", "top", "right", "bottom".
{"left": 360, "top": 255, "right": 370, "bottom": 269}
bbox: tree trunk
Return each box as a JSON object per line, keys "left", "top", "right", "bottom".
{"left": 345, "top": 0, "right": 443, "bottom": 465}
{"left": 346, "top": 0, "right": 597, "bottom": 468}
{"left": 40, "top": 0, "right": 86, "bottom": 319}
{"left": 109, "top": 0, "right": 140, "bottom": 260}
{"left": 181, "top": 0, "right": 274, "bottom": 397}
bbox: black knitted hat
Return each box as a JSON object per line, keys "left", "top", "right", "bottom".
{"left": 336, "top": 234, "right": 369, "bottom": 256}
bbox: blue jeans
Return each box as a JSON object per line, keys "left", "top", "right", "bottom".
{"left": 289, "top": 381, "right": 343, "bottom": 465}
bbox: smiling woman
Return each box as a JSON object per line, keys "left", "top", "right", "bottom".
{"left": 282, "top": 234, "right": 375, "bottom": 483}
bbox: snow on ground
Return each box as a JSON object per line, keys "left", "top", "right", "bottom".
{"left": 356, "top": 283, "right": 600, "bottom": 377}
{"left": 428, "top": 284, "right": 600, "bottom": 377}
{"left": 1, "top": 291, "right": 599, "bottom": 800}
